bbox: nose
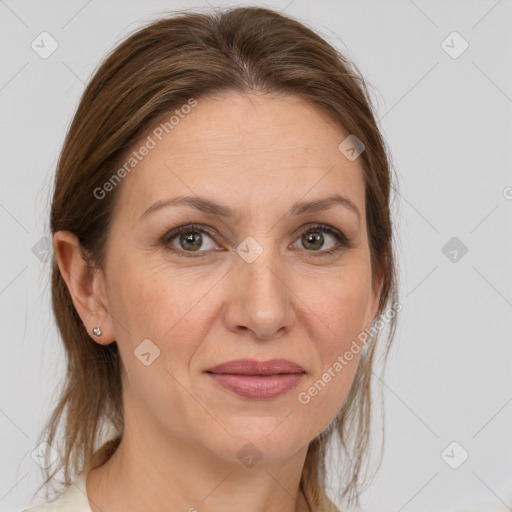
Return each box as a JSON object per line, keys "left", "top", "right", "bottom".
{"left": 222, "top": 246, "right": 295, "bottom": 341}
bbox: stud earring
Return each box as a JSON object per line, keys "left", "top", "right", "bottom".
{"left": 92, "top": 326, "right": 102, "bottom": 337}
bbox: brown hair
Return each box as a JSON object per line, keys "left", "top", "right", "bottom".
{"left": 38, "top": 6, "right": 399, "bottom": 511}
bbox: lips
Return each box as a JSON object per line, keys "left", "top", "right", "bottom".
{"left": 205, "top": 358, "right": 305, "bottom": 375}
{"left": 205, "top": 359, "right": 305, "bottom": 399}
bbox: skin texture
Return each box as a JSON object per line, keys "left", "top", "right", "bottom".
{"left": 53, "top": 91, "right": 381, "bottom": 512}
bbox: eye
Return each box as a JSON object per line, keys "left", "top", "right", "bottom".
{"left": 161, "top": 223, "right": 220, "bottom": 257}
{"left": 291, "top": 223, "right": 353, "bottom": 256}
{"left": 158, "top": 222, "right": 353, "bottom": 259}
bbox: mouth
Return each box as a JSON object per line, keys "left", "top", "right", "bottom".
{"left": 205, "top": 359, "right": 306, "bottom": 399}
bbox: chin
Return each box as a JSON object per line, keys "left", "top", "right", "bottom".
{"left": 199, "top": 419, "right": 312, "bottom": 465}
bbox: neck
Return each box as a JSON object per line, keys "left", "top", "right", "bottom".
{"left": 86, "top": 427, "right": 311, "bottom": 512}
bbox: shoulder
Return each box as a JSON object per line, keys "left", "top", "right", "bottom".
{"left": 18, "top": 493, "right": 85, "bottom": 511}
{"left": 16, "top": 493, "right": 73, "bottom": 511}
{"left": 18, "top": 470, "right": 91, "bottom": 512}
{"left": 18, "top": 499, "right": 68, "bottom": 511}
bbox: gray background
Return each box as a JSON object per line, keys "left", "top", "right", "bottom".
{"left": 1, "top": 0, "right": 511, "bottom": 511}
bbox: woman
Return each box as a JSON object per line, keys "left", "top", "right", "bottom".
{"left": 24, "top": 5, "right": 399, "bottom": 512}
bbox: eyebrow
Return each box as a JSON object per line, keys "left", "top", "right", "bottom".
{"left": 138, "top": 193, "right": 361, "bottom": 223}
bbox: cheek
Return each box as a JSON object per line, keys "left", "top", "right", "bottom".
{"left": 106, "top": 263, "right": 214, "bottom": 423}
{"left": 304, "top": 259, "right": 373, "bottom": 348}
{"left": 108, "top": 259, "right": 219, "bottom": 366}
{"left": 294, "top": 260, "right": 371, "bottom": 423}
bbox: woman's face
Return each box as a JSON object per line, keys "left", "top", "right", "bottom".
{"left": 98, "top": 92, "right": 380, "bottom": 464}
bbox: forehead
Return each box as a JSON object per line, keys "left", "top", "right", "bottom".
{"left": 112, "top": 92, "right": 366, "bottom": 223}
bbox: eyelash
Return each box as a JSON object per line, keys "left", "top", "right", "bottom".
{"left": 158, "top": 222, "right": 354, "bottom": 259}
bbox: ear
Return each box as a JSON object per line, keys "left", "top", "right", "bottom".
{"left": 52, "top": 230, "right": 115, "bottom": 345}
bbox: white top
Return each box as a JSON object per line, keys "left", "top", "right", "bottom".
{"left": 20, "top": 471, "right": 92, "bottom": 512}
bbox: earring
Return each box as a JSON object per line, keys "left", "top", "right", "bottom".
{"left": 92, "top": 326, "right": 102, "bottom": 337}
